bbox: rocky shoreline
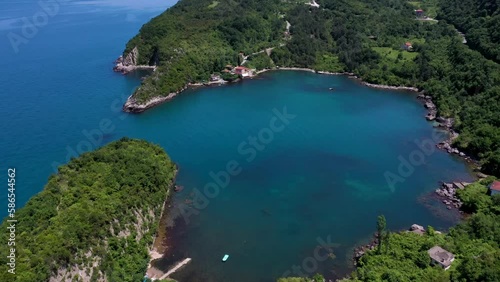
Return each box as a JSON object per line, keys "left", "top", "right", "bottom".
{"left": 361, "top": 81, "right": 418, "bottom": 92}
{"left": 121, "top": 79, "right": 231, "bottom": 113}
{"left": 352, "top": 224, "right": 441, "bottom": 265}
{"left": 417, "top": 94, "right": 438, "bottom": 121}
{"left": 414, "top": 94, "right": 479, "bottom": 165}
{"left": 434, "top": 181, "right": 470, "bottom": 210}
{"left": 434, "top": 171, "right": 489, "bottom": 210}
{"left": 123, "top": 86, "right": 187, "bottom": 113}
{"left": 353, "top": 234, "right": 378, "bottom": 266}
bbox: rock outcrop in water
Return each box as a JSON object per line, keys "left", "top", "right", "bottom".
{"left": 417, "top": 94, "right": 437, "bottom": 121}
{"left": 434, "top": 118, "right": 473, "bottom": 161}
{"left": 435, "top": 181, "right": 472, "bottom": 210}
{"left": 415, "top": 94, "right": 475, "bottom": 162}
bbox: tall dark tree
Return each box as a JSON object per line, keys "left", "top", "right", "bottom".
{"left": 377, "top": 215, "right": 387, "bottom": 253}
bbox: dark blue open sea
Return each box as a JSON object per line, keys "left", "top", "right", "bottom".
{"left": 0, "top": 1, "right": 473, "bottom": 281}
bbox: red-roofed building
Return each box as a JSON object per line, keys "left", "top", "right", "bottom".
{"left": 489, "top": 180, "right": 500, "bottom": 196}
{"left": 415, "top": 9, "right": 424, "bottom": 18}
{"left": 234, "top": 66, "right": 252, "bottom": 77}
{"left": 402, "top": 42, "right": 413, "bottom": 51}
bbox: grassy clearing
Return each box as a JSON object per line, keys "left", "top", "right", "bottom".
{"left": 372, "top": 47, "right": 418, "bottom": 61}
{"left": 313, "top": 53, "right": 345, "bottom": 72}
{"left": 407, "top": 0, "right": 439, "bottom": 18}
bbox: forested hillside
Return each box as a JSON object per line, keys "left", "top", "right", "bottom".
{"left": 341, "top": 178, "right": 500, "bottom": 281}
{"left": 122, "top": 0, "right": 500, "bottom": 174}
{"left": 123, "top": 0, "right": 291, "bottom": 103}
{"left": 0, "top": 138, "right": 177, "bottom": 282}
{"left": 439, "top": 0, "right": 500, "bottom": 62}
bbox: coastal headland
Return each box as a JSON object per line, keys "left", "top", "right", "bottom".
{"left": 113, "top": 0, "right": 499, "bottom": 176}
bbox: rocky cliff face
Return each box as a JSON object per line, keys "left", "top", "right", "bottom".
{"left": 49, "top": 206, "right": 164, "bottom": 282}
{"left": 114, "top": 47, "right": 156, "bottom": 74}
{"left": 124, "top": 46, "right": 139, "bottom": 66}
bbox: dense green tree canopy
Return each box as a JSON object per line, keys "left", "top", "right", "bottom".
{"left": 439, "top": 0, "right": 500, "bottom": 62}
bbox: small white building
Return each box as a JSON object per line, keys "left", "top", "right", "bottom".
{"left": 234, "top": 66, "right": 252, "bottom": 78}
{"left": 428, "top": 246, "right": 454, "bottom": 270}
{"left": 210, "top": 74, "right": 221, "bottom": 81}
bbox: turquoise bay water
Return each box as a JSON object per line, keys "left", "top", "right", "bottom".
{"left": 153, "top": 72, "right": 473, "bottom": 281}
{"left": 0, "top": 1, "right": 473, "bottom": 281}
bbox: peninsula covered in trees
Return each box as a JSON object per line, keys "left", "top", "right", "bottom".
{"left": 0, "top": 138, "right": 177, "bottom": 282}
{"left": 119, "top": 0, "right": 499, "bottom": 175}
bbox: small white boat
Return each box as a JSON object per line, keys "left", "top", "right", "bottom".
{"left": 222, "top": 254, "right": 229, "bottom": 262}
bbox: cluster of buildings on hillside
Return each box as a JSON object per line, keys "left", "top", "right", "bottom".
{"left": 400, "top": 9, "right": 427, "bottom": 51}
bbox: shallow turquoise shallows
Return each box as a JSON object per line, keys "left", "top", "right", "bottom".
{"left": 0, "top": 1, "right": 473, "bottom": 281}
